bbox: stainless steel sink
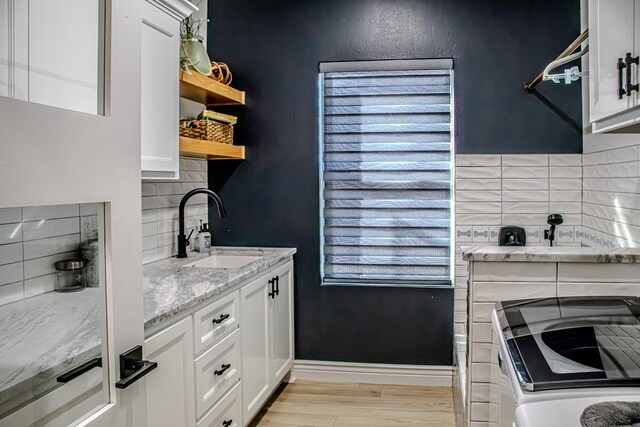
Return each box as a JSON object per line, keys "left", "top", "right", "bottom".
{"left": 182, "top": 254, "right": 262, "bottom": 269}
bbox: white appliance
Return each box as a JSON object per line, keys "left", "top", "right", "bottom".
{"left": 492, "top": 297, "right": 640, "bottom": 427}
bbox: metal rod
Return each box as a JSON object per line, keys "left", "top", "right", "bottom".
{"left": 524, "top": 28, "right": 589, "bottom": 93}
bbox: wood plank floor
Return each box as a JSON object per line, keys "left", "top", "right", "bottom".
{"left": 249, "top": 381, "right": 455, "bottom": 427}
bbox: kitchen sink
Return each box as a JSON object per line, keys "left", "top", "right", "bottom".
{"left": 182, "top": 254, "right": 262, "bottom": 269}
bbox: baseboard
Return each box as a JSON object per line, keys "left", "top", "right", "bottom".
{"left": 292, "top": 360, "right": 453, "bottom": 387}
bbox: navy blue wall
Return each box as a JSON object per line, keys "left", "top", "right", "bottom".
{"left": 208, "top": 0, "right": 581, "bottom": 365}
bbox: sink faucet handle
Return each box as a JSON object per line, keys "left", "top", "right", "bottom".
{"left": 185, "top": 229, "right": 195, "bottom": 246}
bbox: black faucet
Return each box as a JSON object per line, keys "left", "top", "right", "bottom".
{"left": 177, "top": 188, "right": 226, "bottom": 258}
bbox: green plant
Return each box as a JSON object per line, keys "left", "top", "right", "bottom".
{"left": 181, "top": 0, "right": 206, "bottom": 39}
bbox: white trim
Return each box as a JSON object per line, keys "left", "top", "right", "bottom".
{"left": 146, "top": 0, "right": 197, "bottom": 20}
{"left": 319, "top": 58, "right": 454, "bottom": 73}
{"left": 292, "top": 360, "right": 453, "bottom": 387}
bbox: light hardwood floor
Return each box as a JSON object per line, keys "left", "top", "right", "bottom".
{"left": 249, "top": 381, "right": 455, "bottom": 426}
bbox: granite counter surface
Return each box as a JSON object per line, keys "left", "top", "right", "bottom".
{"left": 143, "top": 246, "right": 296, "bottom": 330}
{"left": 461, "top": 246, "right": 640, "bottom": 263}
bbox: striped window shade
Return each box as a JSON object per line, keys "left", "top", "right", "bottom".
{"left": 320, "top": 65, "right": 453, "bottom": 287}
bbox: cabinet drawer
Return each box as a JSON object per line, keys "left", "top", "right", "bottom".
{"left": 197, "top": 383, "right": 243, "bottom": 427}
{"left": 195, "top": 329, "right": 241, "bottom": 419}
{"left": 193, "top": 290, "right": 240, "bottom": 355}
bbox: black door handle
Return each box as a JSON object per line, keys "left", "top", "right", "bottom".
{"left": 214, "top": 363, "right": 232, "bottom": 376}
{"left": 274, "top": 276, "right": 280, "bottom": 296}
{"left": 223, "top": 420, "right": 233, "bottom": 427}
{"left": 626, "top": 52, "right": 640, "bottom": 96}
{"left": 57, "top": 357, "right": 102, "bottom": 383}
{"left": 618, "top": 57, "right": 627, "bottom": 99}
{"left": 115, "top": 345, "right": 158, "bottom": 389}
{"left": 268, "top": 278, "right": 276, "bottom": 299}
{"left": 212, "top": 313, "right": 230, "bottom": 324}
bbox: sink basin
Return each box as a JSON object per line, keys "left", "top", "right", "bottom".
{"left": 183, "top": 254, "right": 262, "bottom": 269}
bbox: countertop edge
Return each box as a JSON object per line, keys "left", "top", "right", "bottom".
{"left": 460, "top": 246, "right": 640, "bottom": 263}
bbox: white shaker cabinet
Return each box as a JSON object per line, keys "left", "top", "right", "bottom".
{"left": 589, "top": 0, "right": 640, "bottom": 132}
{"left": 141, "top": 0, "right": 196, "bottom": 179}
{"left": 144, "top": 317, "right": 196, "bottom": 427}
{"left": 240, "top": 261, "right": 295, "bottom": 424}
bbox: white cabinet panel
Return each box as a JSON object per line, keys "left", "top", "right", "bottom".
{"left": 193, "top": 290, "right": 240, "bottom": 355}
{"left": 240, "top": 275, "right": 270, "bottom": 423}
{"left": 145, "top": 317, "right": 195, "bottom": 427}
{"left": 589, "top": 0, "right": 635, "bottom": 122}
{"left": 269, "top": 263, "right": 294, "bottom": 385}
{"left": 197, "top": 383, "right": 242, "bottom": 427}
{"left": 194, "top": 329, "right": 241, "bottom": 419}
{"left": 141, "top": 1, "right": 181, "bottom": 180}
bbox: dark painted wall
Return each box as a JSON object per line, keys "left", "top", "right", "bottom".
{"left": 208, "top": 0, "right": 581, "bottom": 365}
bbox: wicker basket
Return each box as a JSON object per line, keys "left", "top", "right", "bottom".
{"left": 179, "top": 119, "right": 234, "bottom": 144}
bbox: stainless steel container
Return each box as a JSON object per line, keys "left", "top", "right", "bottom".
{"left": 54, "top": 259, "right": 85, "bottom": 292}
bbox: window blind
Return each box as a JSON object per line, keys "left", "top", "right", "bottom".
{"left": 320, "top": 68, "right": 453, "bottom": 286}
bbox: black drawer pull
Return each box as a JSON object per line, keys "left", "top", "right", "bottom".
{"left": 268, "top": 278, "right": 276, "bottom": 298}
{"left": 214, "top": 363, "right": 231, "bottom": 376}
{"left": 274, "top": 275, "right": 280, "bottom": 296}
{"left": 618, "top": 57, "right": 627, "bottom": 99}
{"left": 57, "top": 357, "right": 102, "bottom": 383}
{"left": 223, "top": 420, "right": 233, "bottom": 427}
{"left": 626, "top": 52, "right": 640, "bottom": 96}
{"left": 212, "top": 313, "right": 230, "bottom": 324}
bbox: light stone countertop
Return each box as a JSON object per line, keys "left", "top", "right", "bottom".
{"left": 0, "top": 288, "right": 101, "bottom": 415}
{"left": 0, "top": 246, "right": 295, "bottom": 417}
{"left": 143, "top": 246, "right": 296, "bottom": 330}
{"left": 461, "top": 246, "right": 640, "bottom": 263}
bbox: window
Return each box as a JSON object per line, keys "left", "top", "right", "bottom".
{"left": 319, "top": 60, "right": 454, "bottom": 287}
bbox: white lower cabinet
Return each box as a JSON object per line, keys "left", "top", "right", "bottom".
{"left": 145, "top": 316, "right": 196, "bottom": 427}
{"left": 145, "top": 260, "right": 294, "bottom": 427}
{"left": 241, "top": 261, "right": 295, "bottom": 424}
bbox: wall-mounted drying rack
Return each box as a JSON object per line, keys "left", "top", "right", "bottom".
{"left": 524, "top": 28, "right": 589, "bottom": 93}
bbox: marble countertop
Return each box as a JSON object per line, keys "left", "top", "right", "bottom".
{"left": 0, "top": 246, "right": 295, "bottom": 417}
{"left": 0, "top": 288, "right": 100, "bottom": 415}
{"left": 461, "top": 246, "right": 640, "bottom": 263}
{"left": 143, "top": 246, "right": 296, "bottom": 330}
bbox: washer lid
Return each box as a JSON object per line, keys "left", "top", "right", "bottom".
{"left": 496, "top": 296, "right": 640, "bottom": 391}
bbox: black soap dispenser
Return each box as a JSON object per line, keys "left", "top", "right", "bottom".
{"left": 499, "top": 226, "right": 526, "bottom": 246}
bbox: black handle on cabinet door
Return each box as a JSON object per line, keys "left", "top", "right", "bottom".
{"left": 212, "top": 313, "right": 230, "bottom": 324}
{"left": 618, "top": 57, "right": 627, "bottom": 99}
{"left": 115, "top": 346, "right": 158, "bottom": 389}
{"left": 274, "top": 276, "right": 280, "bottom": 296}
{"left": 268, "top": 278, "right": 276, "bottom": 299}
{"left": 57, "top": 357, "right": 102, "bottom": 383}
{"left": 625, "top": 52, "right": 640, "bottom": 96}
{"left": 214, "top": 363, "right": 231, "bottom": 376}
{"left": 222, "top": 421, "right": 233, "bottom": 427}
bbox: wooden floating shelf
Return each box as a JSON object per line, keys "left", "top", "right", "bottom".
{"left": 180, "top": 69, "right": 245, "bottom": 106}
{"left": 179, "top": 136, "right": 245, "bottom": 160}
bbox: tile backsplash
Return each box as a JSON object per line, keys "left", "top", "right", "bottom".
{"left": 582, "top": 144, "right": 640, "bottom": 248}
{"left": 0, "top": 203, "right": 99, "bottom": 306}
{"left": 141, "top": 157, "right": 209, "bottom": 265}
{"left": 453, "top": 153, "right": 583, "bottom": 330}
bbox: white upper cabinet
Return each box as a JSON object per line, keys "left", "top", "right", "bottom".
{"left": 141, "top": 0, "right": 197, "bottom": 180}
{"left": 589, "top": 0, "right": 640, "bottom": 132}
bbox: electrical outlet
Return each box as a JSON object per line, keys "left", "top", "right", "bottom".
{"left": 82, "top": 217, "right": 93, "bottom": 240}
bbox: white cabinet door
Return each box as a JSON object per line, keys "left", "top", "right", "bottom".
{"left": 144, "top": 317, "right": 196, "bottom": 427}
{"left": 269, "top": 263, "right": 294, "bottom": 385}
{"left": 240, "top": 276, "right": 270, "bottom": 423}
{"left": 141, "top": 1, "right": 182, "bottom": 180}
{"left": 589, "top": 0, "right": 636, "bottom": 122}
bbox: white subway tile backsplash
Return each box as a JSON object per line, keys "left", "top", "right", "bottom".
{"left": 142, "top": 235, "right": 158, "bottom": 252}
{"left": 456, "top": 191, "right": 501, "bottom": 202}
{"left": 472, "top": 226, "right": 490, "bottom": 243}
{"left": 583, "top": 178, "right": 638, "bottom": 193}
{"left": 501, "top": 213, "right": 548, "bottom": 226}
{"left": 502, "top": 202, "right": 549, "bottom": 214}
{"left": 456, "top": 167, "right": 501, "bottom": 179}
{"left": 180, "top": 171, "right": 208, "bottom": 182}
{"left": 23, "top": 204, "right": 79, "bottom": 221}
{"left": 550, "top": 166, "right": 581, "bottom": 179}
{"left": 456, "top": 226, "right": 473, "bottom": 242}
{"left": 0, "top": 262, "right": 23, "bottom": 286}
{"left": 0, "top": 223, "right": 23, "bottom": 244}
{"left": 550, "top": 201, "right": 582, "bottom": 214}
{"left": 502, "top": 167, "right": 548, "bottom": 179}
{"left": 22, "top": 218, "right": 79, "bottom": 241}
{"left": 180, "top": 158, "right": 207, "bottom": 171}
{"left": 550, "top": 179, "right": 581, "bottom": 190}
{"left": 23, "top": 275, "right": 55, "bottom": 298}
{"left": 502, "top": 154, "right": 548, "bottom": 167}
{"left": 525, "top": 226, "right": 542, "bottom": 243}
{"left": 456, "top": 179, "right": 502, "bottom": 191}
{"left": 584, "top": 162, "right": 637, "bottom": 178}
{"left": 456, "top": 213, "right": 502, "bottom": 226}
{"left": 502, "top": 191, "right": 548, "bottom": 202}
{"left": 141, "top": 183, "right": 158, "bottom": 197}
{"left": 142, "top": 222, "right": 158, "bottom": 238}
{"left": 502, "top": 179, "right": 549, "bottom": 191}
{"left": 141, "top": 196, "right": 158, "bottom": 211}
{"left": 0, "top": 282, "right": 23, "bottom": 305}
{"left": 0, "top": 208, "right": 21, "bottom": 225}
{"left": 457, "top": 202, "right": 502, "bottom": 214}
{"left": 456, "top": 155, "right": 501, "bottom": 167}
{"left": 550, "top": 190, "right": 581, "bottom": 202}
{"left": 0, "top": 243, "right": 23, "bottom": 266}
{"left": 23, "top": 234, "right": 81, "bottom": 260}
{"left": 549, "top": 154, "right": 581, "bottom": 167}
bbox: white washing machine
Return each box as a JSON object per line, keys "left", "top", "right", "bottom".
{"left": 492, "top": 296, "right": 640, "bottom": 427}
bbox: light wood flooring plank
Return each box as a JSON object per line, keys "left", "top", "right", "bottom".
{"left": 250, "top": 380, "right": 455, "bottom": 427}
